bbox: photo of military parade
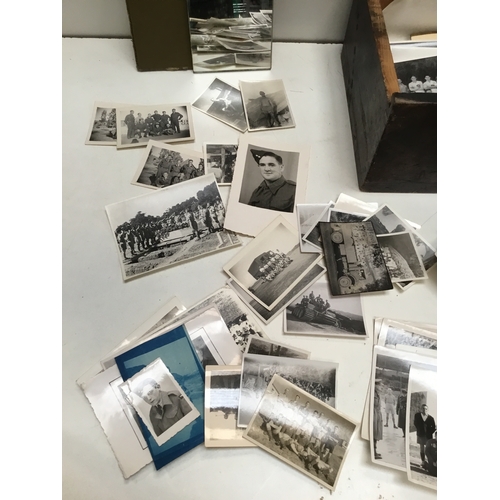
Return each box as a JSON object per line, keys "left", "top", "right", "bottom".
{"left": 106, "top": 175, "right": 241, "bottom": 280}
{"left": 133, "top": 142, "right": 205, "bottom": 189}
{"left": 243, "top": 375, "right": 356, "bottom": 491}
{"left": 86, "top": 103, "right": 117, "bottom": 144}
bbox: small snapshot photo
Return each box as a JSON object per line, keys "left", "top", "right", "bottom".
{"left": 238, "top": 354, "right": 338, "bottom": 427}
{"left": 239, "top": 79, "right": 295, "bottom": 131}
{"left": 204, "top": 143, "right": 238, "bottom": 186}
{"left": 116, "top": 104, "right": 194, "bottom": 149}
{"left": 319, "top": 222, "right": 393, "bottom": 295}
{"left": 224, "top": 137, "right": 310, "bottom": 236}
{"left": 297, "top": 204, "right": 331, "bottom": 253}
{"left": 132, "top": 141, "right": 205, "bottom": 189}
{"left": 120, "top": 358, "right": 200, "bottom": 446}
{"left": 244, "top": 336, "right": 310, "bottom": 359}
{"left": 302, "top": 202, "right": 335, "bottom": 251}
{"left": 377, "top": 232, "right": 427, "bottom": 283}
{"left": 106, "top": 174, "right": 241, "bottom": 280}
{"left": 363, "top": 205, "right": 410, "bottom": 235}
{"left": 243, "top": 374, "right": 357, "bottom": 492}
{"left": 378, "top": 319, "right": 437, "bottom": 355}
{"left": 284, "top": 277, "right": 367, "bottom": 338}
{"left": 85, "top": 102, "right": 118, "bottom": 145}
{"left": 192, "top": 78, "right": 247, "bottom": 132}
{"left": 405, "top": 366, "right": 437, "bottom": 490}
{"left": 189, "top": 327, "right": 225, "bottom": 369}
{"left": 204, "top": 366, "right": 256, "bottom": 448}
{"left": 394, "top": 56, "right": 437, "bottom": 93}
{"left": 224, "top": 216, "right": 323, "bottom": 310}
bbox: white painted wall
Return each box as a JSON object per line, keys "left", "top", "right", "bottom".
{"left": 62, "top": 0, "right": 437, "bottom": 42}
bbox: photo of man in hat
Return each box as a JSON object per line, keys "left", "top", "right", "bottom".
{"left": 245, "top": 149, "right": 297, "bottom": 213}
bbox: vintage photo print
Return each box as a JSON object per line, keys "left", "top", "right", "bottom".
{"left": 132, "top": 141, "right": 205, "bottom": 190}
{"left": 116, "top": 104, "right": 194, "bottom": 149}
{"left": 244, "top": 336, "right": 310, "bottom": 359}
{"left": 224, "top": 216, "right": 323, "bottom": 310}
{"left": 369, "top": 346, "right": 437, "bottom": 471}
{"left": 363, "top": 205, "right": 412, "bottom": 235}
{"left": 120, "top": 358, "right": 200, "bottom": 447}
{"left": 82, "top": 365, "right": 152, "bottom": 478}
{"left": 243, "top": 374, "right": 357, "bottom": 491}
{"left": 238, "top": 354, "right": 338, "bottom": 427}
{"left": 205, "top": 366, "right": 256, "bottom": 448}
{"left": 189, "top": 3, "right": 272, "bottom": 74}
{"left": 224, "top": 137, "right": 309, "bottom": 236}
{"left": 302, "top": 202, "right": 335, "bottom": 251}
{"left": 173, "top": 286, "right": 267, "bottom": 352}
{"left": 333, "top": 193, "right": 379, "bottom": 216}
{"left": 239, "top": 79, "right": 295, "bottom": 131}
{"left": 85, "top": 102, "right": 119, "bottom": 145}
{"left": 378, "top": 319, "right": 437, "bottom": 357}
{"left": 284, "top": 276, "right": 367, "bottom": 338}
{"left": 377, "top": 232, "right": 428, "bottom": 283}
{"left": 328, "top": 209, "right": 366, "bottom": 223}
{"left": 319, "top": 222, "right": 393, "bottom": 295}
{"left": 204, "top": 143, "right": 238, "bottom": 186}
{"left": 297, "top": 203, "right": 331, "bottom": 253}
{"left": 106, "top": 174, "right": 241, "bottom": 281}
{"left": 405, "top": 366, "right": 437, "bottom": 489}
{"left": 193, "top": 79, "right": 247, "bottom": 132}
{"left": 227, "top": 263, "right": 326, "bottom": 325}
{"left": 394, "top": 56, "right": 437, "bottom": 93}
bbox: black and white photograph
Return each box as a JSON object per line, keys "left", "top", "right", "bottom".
{"left": 328, "top": 209, "right": 366, "bottom": 223}
{"left": 190, "top": 327, "right": 225, "bottom": 368}
{"left": 224, "top": 137, "right": 310, "bottom": 236}
{"left": 192, "top": 79, "right": 247, "bottom": 132}
{"left": 377, "top": 232, "right": 428, "bottom": 283}
{"left": 239, "top": 79, "right": 295, "bottom": 131}
{"left": 116, "top": 104, "right": 194, "bottom": 149}
{"left": 132, "top": 141, "right": 205, "bottom": 190}
{"left": 394, "top": 56, "right": 437, "bottom": 93}
{"left": 189, "top": 1, "right": 273, "bottom": 73}
{"left": 397, "top": 233, "right": 437, "bottom": 291}
{"left": 319, "top": 222, "right": 393, "bottom": 295}
{"left": 204, "top": 366, "right": 256, "bottom": 448}
{"left": 243, "top": 375, "right": 356, "bottom": 491}
{"left": 105, "top": 174, "right": 241, "bottom": 280}
{"left": 238, "top": 353, "right": 338, "bottom": 427}
{"left": 369, "top": 346, "right": 437, "bottom": 471}
{"left": 364, "top": 205, "right": 411, "bottom": 235}
{"left": 284, "top": 277, "right": 367, "bottom": 338}
{"left": 244, "top": 336, "right": 310, "bottom": 359}
{"left": 405, "top": 366, "right": 437, "bottom": 489}
{"left": 333, "top": 193, "right": 379, "bottom": 217}
{"left": 223, "top": 216, "right": 323, "bottom": 310}
{"left": 302, "top": 202, "right": 335, "bottom": 251}
{"left": 204, "top": 143, "right": 238, "bottom": 186}
{"left": 378, "top": 319, "right": 437, "bottom": 356}
{"left": 120, "top": 358, "right": 200, "bottom": 447}
{"left": 173, "top": 286, "right": 267, "bottom": 352}
{"left": 226, "top": 263, "right": 326, "bottom": 325}
{"left": 85, "top": 102, "right": 119, "bottom": 145}
{"left": 297, "top": 203, "right": 332, "bottom": 253}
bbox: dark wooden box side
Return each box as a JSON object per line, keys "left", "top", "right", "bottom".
{"left": 126, "top": 0, "right": 192, "bottom": 72}
{"left": 363, "top": 93, "right": 437, "bottom": 193}
{"left": 341, "top": 0, "right": 394, "bottom": 188}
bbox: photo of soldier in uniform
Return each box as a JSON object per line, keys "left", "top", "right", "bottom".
{"left": 120, "top": 358, "right": 200, "bottom": 447}
{"left": 243, "top": 375, "right": 356, "bottom": 492}
{"left": 132, "top": 141, "right": 205, "bottom": 190}
{"left": 239, "top": 79, "right": 295, "bottom": 131}
{"left": 204, "top": 143, "right": 238, "bottom": 186}
{"left": 85, "top": 102, "right": 119, "bottom": 145}
{"left": 223, "top": 217, "right": 323, "bottom": 311}
{"left": 116, "top": 104, "right": 194, "bottom": 149}
{"left": 193, "top": 79, "right": 247, "bottom": 132}
{"left": 106, "top": 174, "right": 241, "bottom": 280}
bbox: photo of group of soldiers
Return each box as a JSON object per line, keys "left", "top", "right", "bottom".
{"left": 254, "top": 250, "right": 293, "bottom": 282}
{"left": 398, "top": 75, "right": 437, "bottom": 93}
{"left": 114, "top": 193, "right": 226, "bottom": 261}
{"left": 298, "top": 290, "right": 331, "bottom": 314}
{"left": 123, "top": 108, "right": 186, "bottom": 141}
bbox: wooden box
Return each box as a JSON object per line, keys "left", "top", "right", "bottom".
{"left": 125, "top": 0, "right": 192, "bottom": 72}
{"left": 341, "top": 0, "right": 437, "bottom": 193}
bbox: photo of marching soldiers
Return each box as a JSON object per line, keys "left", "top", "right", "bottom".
{"left": 133, "top": 142, "right": 205, "bottom": 189}
{"left": 285, "top": 277, "right": 367, "bottom": 337}
{"left": 188, "top": 1, "right": 273, "bottom": 73}
{"left": 86, "top": 104, "right": 117, "bottom": 144}
{"left": 106, "top": 175, "right": 241, "bottom": 280}
{"left": 395, "top": 56, "right": 437, "bottom": 93}
{"left": 116, "top": 104, "right": 194, "bottom": 149}
{"left": 244, "top": 375, "right": 356, "bottom": 491}
{"left": 319, "top": 221, "right": 393, "bottom": 295}
{"left": 204, "top": 143, "right": 238, "bottom": 185}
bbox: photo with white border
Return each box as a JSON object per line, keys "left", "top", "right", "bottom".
{"left": 244, "top": 336, "right": 310, "bottom": 359}
{"left": 85, "top": 101, "right": 121, "bottom": 145}
{"left": 204, "top": 143, "right": 238, "bottom": 186}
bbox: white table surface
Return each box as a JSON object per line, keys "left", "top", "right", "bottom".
{"left": 62, "top": 38, "right": 437, "bottom": 500}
